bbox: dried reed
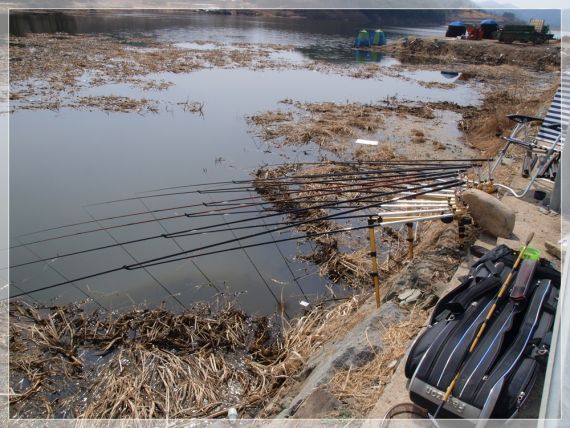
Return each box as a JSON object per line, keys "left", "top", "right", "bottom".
{"left": 328, "top": 306, "right": 430, "bottom": 415}
{"left": 9, "top": 296, "right": 362, "bottom": 419}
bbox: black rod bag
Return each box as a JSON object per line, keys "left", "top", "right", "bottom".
{"left": 405, "top": 244, "right": 560, "bottom": 419}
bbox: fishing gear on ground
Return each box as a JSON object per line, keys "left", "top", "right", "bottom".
{"left": 405, "top": 243, "right": 560, "bottom": 422}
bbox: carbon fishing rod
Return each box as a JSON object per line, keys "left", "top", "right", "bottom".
{"left": 119, "top": 179, "right": 463, "bottom": 270}
{"left": 166, "top": 208, "right": 454, "bottom": 239}
{"left": 139, "top": 159, "right": 484, "bottom": 194}
{"left": 159, "top": 176, "right": 460, "bottom": 238}
{"left": 87, "top": 164, "right": 471, "bottom": 206}
{"left": 8, "top": 213, "right": 379, "bottom": 270}
{"left": 8, "top": 179, "right": 463, "bottom": 300}
{"left": 8, "top": 193, "right": 455, "bottom": 271}
{"left": 12, "top": 166, "right": 466, "bottom": 240}
{"left": 7, "top": 174, "right": 459, "bottom": 270}
{"left": 8, "top": 222, "right": 377, "bottom": 300}
{"left": 114, "top": 166, "right": 470, "bottom": 205}
{"left": 8, "top": 170, "right": 460, "bottom": 251}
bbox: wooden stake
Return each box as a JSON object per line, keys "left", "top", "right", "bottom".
{"left": 368, "top": 217, "right": 381, "bottom": 309}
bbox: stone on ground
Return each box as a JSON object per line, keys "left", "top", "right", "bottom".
{"left": 462, "top": 189, "right": 515, "bottom": 238}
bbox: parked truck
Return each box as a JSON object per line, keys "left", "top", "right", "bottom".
{"left": 498, "top": 19, "right": 554, "bottom": 44}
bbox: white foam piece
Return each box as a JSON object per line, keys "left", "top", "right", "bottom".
{"left": 355, "top": 139, "right": 378, "bottom": 146}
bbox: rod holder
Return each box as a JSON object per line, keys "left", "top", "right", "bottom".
{"left": 368, "top": 217, "right": 381, "bottom": 309}
{"left": 406, "top": 222, "right": 414, "bottom": 259}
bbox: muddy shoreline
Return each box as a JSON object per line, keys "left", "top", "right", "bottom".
{"left": 373, "top": 36, "right": 560, "bottom": 70}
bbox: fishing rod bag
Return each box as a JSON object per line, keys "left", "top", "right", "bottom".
{"left": 405, "top": 244, "right": 560, "bottom": 420}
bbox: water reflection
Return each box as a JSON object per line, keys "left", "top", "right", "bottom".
{"left": 353, "top": 49, "right": 384, "bottom": 63}
{"left": 9, "top": 11, "right": 478, "bottom": 315}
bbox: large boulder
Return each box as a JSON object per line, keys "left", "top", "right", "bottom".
{"left": 462, "top": 189, "right": 515, "bottom": 238}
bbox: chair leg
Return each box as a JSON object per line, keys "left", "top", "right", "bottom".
{"left": 490, "top": 140, "right": 512, "bottom": 179}
{"left": 522, "top": 151, "right": 532, "bottom": 178}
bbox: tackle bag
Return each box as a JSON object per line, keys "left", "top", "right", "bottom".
{"left": 405, "top": 244, "right": 560, "bottom": 420}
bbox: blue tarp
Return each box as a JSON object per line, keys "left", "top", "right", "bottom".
{"left": 354, "top": 29, "right": 386, "bottom": 48}
{"left": 481, "top": 19, "right": 498, "bottom": 25}
{"left": 448, "top": 21, "right": 465, "bottom": 27}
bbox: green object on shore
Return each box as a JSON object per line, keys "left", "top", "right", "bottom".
{"left": 521, "top": 246, "right": 541, "bottom": 260}
{"left": 498, "top": 23, "right": 553, "bottom": 44}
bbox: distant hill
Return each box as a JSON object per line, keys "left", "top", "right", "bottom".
{"left": 448, "top": 8, "right": 510, "bottom": 24}
{"left": 475, "top": 1, "right": 561, "bottom": 29}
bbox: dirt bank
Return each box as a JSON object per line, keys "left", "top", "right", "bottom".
{"left": 265, "top": 221, "right": 476, "bottom": 418}
{"left": 375, "top": 36, "right": 560, "bottom": 70}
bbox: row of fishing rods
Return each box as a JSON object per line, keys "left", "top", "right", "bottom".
{"left": 9, "top": 162, "right": 479, "bottom": 246}
{"left": 6, "top": 169, "right": 465, "bottom": 266}
{"left": 7, "top": 181, "right": 464, "bottom": 299}
{"left": 7, "top": 168, "right": 463, "bottom": 251}
{"left": 14, "top": 160, "right": 485, "bottom": 240}
{"left": 7, "top": 160, "right": 484, "bottom": 300}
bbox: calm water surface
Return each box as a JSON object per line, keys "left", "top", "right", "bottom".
{"left": 7, "top": 13, "right": 479, "bottom": 315}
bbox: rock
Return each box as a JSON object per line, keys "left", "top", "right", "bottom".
{"left": 501, "top": 157, "right": 514, "bottom": 166}
{"left": 387, "top": 359, "right": 399, "bottom": 369}
{"left": 545, "top": 241, "right": 561, "bottom": 260}
{"left": 293, "top": 387, "right": 341, "bottom": 419}
{"left": 419, "top": 293, "right": 439, "bottom": 309}
{"left": 402, "top": 290, "right": 422, "bottom": 305}
{"left": 398, "top": 289, "right": 415, "bottom": 301}
{"left": 461, "top": 189, "right": 515, "bottom": 238}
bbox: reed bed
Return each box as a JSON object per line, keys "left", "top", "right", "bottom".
{"left": 9, "top": 33, "right": 295, "bottom": 111}
{"left": 253, "top": 163, "right": 425, "bottom": 290}
{"left": 247, "top": 100, "right": 468, "bottom": 158}
{"left": 10, "top": 296, "right": 362, "bottom": 419}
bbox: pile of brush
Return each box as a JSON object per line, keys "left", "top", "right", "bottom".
{"left": 9, "top": 296, "right": 361, "bottom": 419}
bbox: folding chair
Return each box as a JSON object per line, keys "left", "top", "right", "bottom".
{"left": 490, "top": 78, "right": 568, "bottom": 198}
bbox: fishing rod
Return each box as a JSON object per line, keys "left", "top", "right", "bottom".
{"left": 123, "top": 179, "right": 464, "bottom": 270}
{"left": 7, "top": 180, "right": 465, "bottom": 298}
{"left": 167, "top": 209, "right": 454, "bottom": 239}
{"left": 138, "top": 160, "right": 484, "bottom": 194}
{"left": 7, "top": 213, "right": 376, "bottom": 270}
{"left": 9, "top": 170, "right": 460, "bottom": 251}
{"left": 87, "top": 164, "right": 471, "bottom": 206}
{"left": 163, "top": 176, "right": 460, "bottom": 238}
{"left": 12, "top": 166, "right": 467, "bottom": 240}
{"left": 7, "top": 222, "right": 378, "bottom": 300}
{"left": 7, "top": 179, "right": 463, "bottom": 298}
{"left": 7, "top": 175, "right": 460, "bottom": 270}
{"left": 138, "top": 165, "right": 472, "bottom": 196}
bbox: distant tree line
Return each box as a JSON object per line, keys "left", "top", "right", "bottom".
{"left": 292, "top": 9, "right": 450, "bottom": 25}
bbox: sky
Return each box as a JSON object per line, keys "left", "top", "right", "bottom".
{"left": 478, "top": 0, "right": 568, "bottom": 9}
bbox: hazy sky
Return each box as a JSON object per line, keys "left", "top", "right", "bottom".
{"left": 484, "top": 0, "right": 568, "bottom": 9}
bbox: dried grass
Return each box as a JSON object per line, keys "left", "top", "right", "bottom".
{"left": 10, "top": 296, "right": 362, "bottom": 419}
{"left": 247, "top": 101, "right": 444, "bottom": 158}
{"left": 9, "top": 33, "right": 295, "bottom": 112}
{"left": 253, "top": 163, "right": 429, "bottom": 291}
{"left": 328, "top": 306, "right": 430, "bottom": 414}
{"left": 73, "top": 95, "right": 159, "bottom": 113}
{"left": 462, "top": 82, "right": 560, "bottom": 156}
